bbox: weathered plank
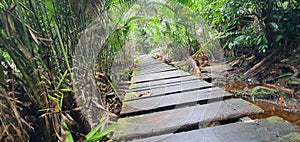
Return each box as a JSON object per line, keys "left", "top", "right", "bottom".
{"left": 131, "top": 116, "right": 300, "bottom": 142}
{"left": 124, "top": 79, "right": 213, "bottom": 101}
{"left": 137, "top": 59, "right": 171, "bottom": 69}
{"left": 113, "top": 99, "right": 263, "bottom": 140}
{"left": 137, "top": 55, "right": 157, "bottom": 61}
{"left": 130, "top": 77, "right": 206, "bottom": 92}
{"left": 137, "top": 55, "right": 156, "bottom": 60}
{"left": 137, "top": 59, "right": 161, "bottom": 65}
{"left": 132, "top": 70, "right": 190, "bottom": 83}
{"left": 135, "top": 67, "right": 176, "bottom": 76}
{"left": 121, "top": 87, "right": 233, "bottom": 116}
{"left": 136, "top": 58, "right": 162, "bottom": 67}
{"left": 135, "top": 61, "right": 175, "bottom": 70}
{"left": 136, "top": 62, "right": 169, "bottom": 70}
{"left": 130, "top": 75, "right": 200, "bottom": 90}
{"left": 135, "top": 57, "right": 175, "bottom": 74}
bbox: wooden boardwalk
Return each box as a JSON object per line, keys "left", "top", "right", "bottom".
{"left": 113, "top": 55, "right": 300, "bottom": 141}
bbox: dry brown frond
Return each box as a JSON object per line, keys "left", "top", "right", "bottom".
{"left": 0, "top": 90, "right": 31, "bottom": 141}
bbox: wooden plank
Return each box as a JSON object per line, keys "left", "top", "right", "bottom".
{"left": 124, "top": 79, "right": 213, "bottom": 101}
{"left": 136, "top": 62, "right": 166, "bottom": 69}
{"left": 113, "top": 99, "right": 264, "bottom": 140}
{"left": 138, "top": 58, "right": 160, "bottom": 63}
{"left": 132, "top": 70, "right": 190, "bottom": 83}
{"left": 136, "top": 69, "right": 177, "bottom": 76}
{"left": 136, "top": 63, "right": 174, "bottom": 72}
{"left": 134, "top": 56, "right": 178, "bottom": 75}
{"left": 131, "top": 116, "right": 300, "bottom": 142}
{"left": 137, "top": 61, "right": 161, "bottom": 66}
{"left": 136, "top": 63, "right": 175, "bottom": 71}
{"left": 135, "top": 67, "right": 176, "bottom": 75}
{"left": 137, "top": 58, "right": 162, "bottom": 64}
{"left": 135, "top": 57, "right": 173, "bottom": 69}
{"left": 130, "top": 77, "right": 204, "bottom": 92}
{"left": 130, "top": 75, "right": 199, "bottom": 90}
{"left": 121, "top": 87, "right": 233, "bottom": 116}
{"left": 137, "top": 55, "right": 155, "bottom": 60}
{"left": 136, "top": 57, "right": 161, "bottom": 66}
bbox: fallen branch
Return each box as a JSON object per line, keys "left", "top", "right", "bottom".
{"left": 244, "top": 50, "right": 278, "bottom": 78}
{"left": 288, "top": 65, "right": 299, "bottom": 79}
{"left": 275, "top": 64, "right": 299, "bottom": 79}
{"left": 264, "top": 83, "right": 294, "bottom": 94}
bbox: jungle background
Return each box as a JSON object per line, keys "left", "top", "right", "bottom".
{"left": 0, "top": 0, "right": 299, "bottom": 141}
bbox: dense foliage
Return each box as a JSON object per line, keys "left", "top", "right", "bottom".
{"left": 179, "top": 0, "right": 300, "bottom": 56}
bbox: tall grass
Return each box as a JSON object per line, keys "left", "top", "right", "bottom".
{"left": 0, "top": 0, "right": 104, "bottom": 141}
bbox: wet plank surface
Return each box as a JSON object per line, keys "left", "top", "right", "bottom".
{"left": 135, "top": 67, "right": 176, "bottom": 75}
{"left": 132, "top": 70, "right": 190, "bottom": 83}
{"left": 114, "top": 98, "right": 263, "bottom": 140}
{"left": 135, "top": 64, "right": 176, "bottom": 74}
{"left": 135, "top": 56, "right": 176, "bottom": 75}
{"left": 129, "top": 77, "right": 211, "bottom": 92}
{"left": 131, "top": 116, "right": 300, "bottom": 142}
{"left": 135, "top": 61, "right": 175, "bottom": 71}
{"left": 121, "top": 87, "right": 233, "bottom": 116}
{"left": 130, "top": 75, "right": 200, "bottom": 90}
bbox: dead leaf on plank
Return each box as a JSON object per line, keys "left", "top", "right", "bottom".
{"left": 135, "top": 91, "right": 152, "bottom": 97}
{"left": 135, "top": 93, "right": 143, "bottom": 97}
{"left": 143, "top": 91, "right": 152, "bottom": 96}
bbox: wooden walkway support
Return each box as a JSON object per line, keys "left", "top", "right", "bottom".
{"left": 113, "top": 55, "right": 300, "bottom": 141}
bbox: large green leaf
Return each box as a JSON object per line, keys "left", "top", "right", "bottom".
{"left": 269, "top": 22, "right": 279, "bottom": 29}
{"left": 86, "top": 123, "right": 117, "bottom": 142}
{"left": 65, "top": 130, "right": 74, "bottom": 142}
{"left": 85, "top": 118, "right": 106, "bottom": 140}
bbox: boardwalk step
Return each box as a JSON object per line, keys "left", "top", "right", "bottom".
{"left": 135, "top": 60, "right": 171, "bottom": 69}
{"left": 136, "top": 60, "right": 162, "bottom": 67}
{"left": 132, "top": 70, "right": 190, "bottom": 83}
{"left": 113, "top": 98, "right": 263, "bottom": 141}
{"left": 136, "top": 61, "right": 171, "bottom": 68}
{"left": 121, "top": 87, "right": 233, "bottom": 116}
{"left": 135, "top": 68, "right": 176, "bottom": 76}
{"left": 136, "top": 64, "right": 175, "bottom": 72}
{"left": 124, "top": 79, "right": 213, "bottom": 101}
{"left": 130, "top": 116, "right": 300, "bottom": 142}
{"left": 130, "top": 75, "right": 200, "bottom": 91}
{"left": 129, "top": 77, "right": 208, "bottom": 92}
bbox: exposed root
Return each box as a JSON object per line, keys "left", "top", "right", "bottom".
{"left": 243, "top": 50, "right": 277, "bottom": 78}
{"left": 264, "top": 83, "right": 295, "bottom": 95}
